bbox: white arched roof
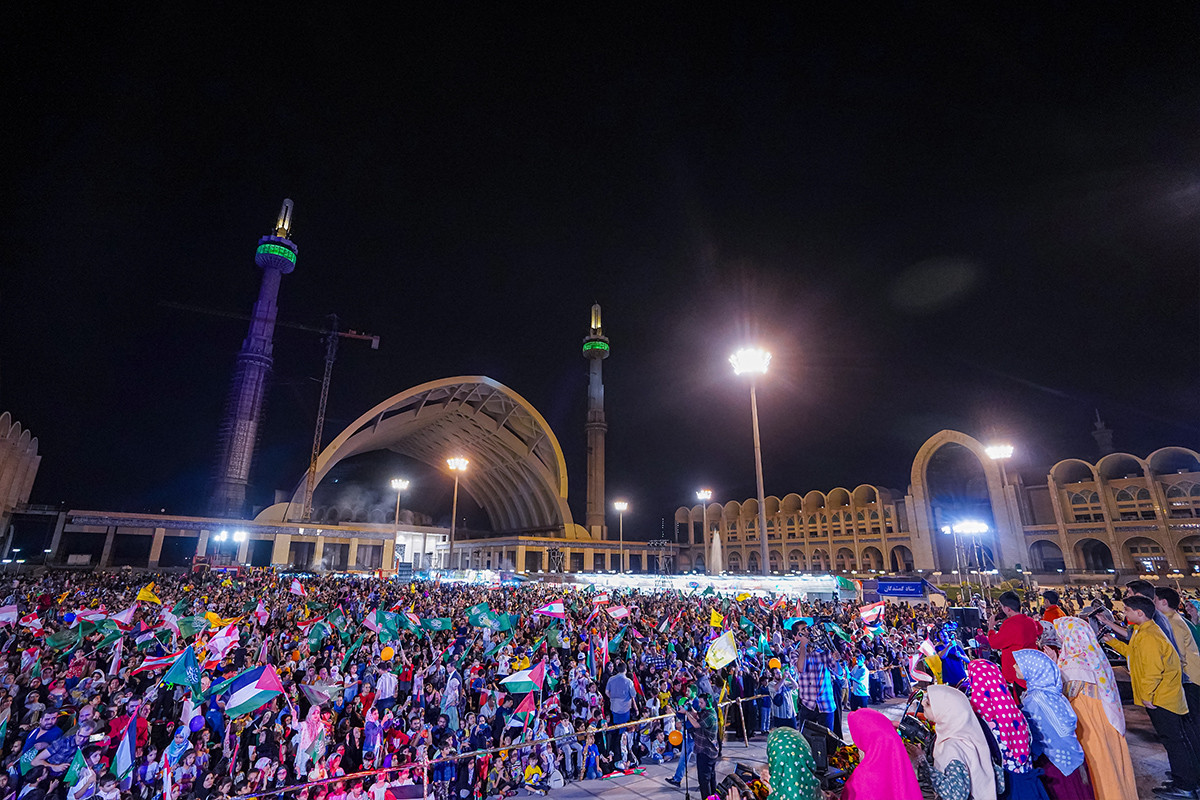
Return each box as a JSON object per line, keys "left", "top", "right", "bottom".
{"left": 267, "top": 377, "right": 573, "bottom": 534}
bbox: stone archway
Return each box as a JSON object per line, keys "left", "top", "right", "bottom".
{"left": 909, "top": 430, "right": 1023, "bottom": 572}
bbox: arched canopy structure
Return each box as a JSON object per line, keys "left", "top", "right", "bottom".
{"left": 265, "top": 377, "right": 577, "bottom": 536}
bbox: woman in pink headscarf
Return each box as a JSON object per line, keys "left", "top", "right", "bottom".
{"left": 966, "top": 659, "right": 1048, "bottom": 800}
{"left": 841, "top": 708, "right": 922, "bottom": 800}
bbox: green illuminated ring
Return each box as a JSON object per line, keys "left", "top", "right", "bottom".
{"left": 256, "top": 243, "right": 297, "bottom": 264}
{"left": 583, "top": 340, "right": 610, "bottom": 353}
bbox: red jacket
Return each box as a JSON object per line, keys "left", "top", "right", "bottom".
{"left": 986, "top": 612, "right": 1041, "bottom": 686}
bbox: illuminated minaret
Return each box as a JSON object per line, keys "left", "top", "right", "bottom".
{"left": 209, "top": 200, "right": 297, "bottom": 517}
{"left": 582, "top": 304, "right": 610, "bottom": 537}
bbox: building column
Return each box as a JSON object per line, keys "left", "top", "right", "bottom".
{"left": 196, "top": 530, "right": 210, "bottom": 558}
{"left": 382, "top": 538, "right": 395, "bottom": 572}
{"left": 271, "top": 533, "right": 291, "bottom": 567}
{"left": 99, "top": 526, "right": 116, "bottom": 568}
{"left": 312, "top": 537, "right": 325, "bottom": 569}
{"left": 583, "top": 548, "right": 594, "bottom": 572}
{"left": 47, "top": 512, "right": 66, "bottom": 564}
{"left": 236, "top": 536, "right": 250, "bottom": 565}
{"left": 516, "top": 544, "right": 527, "bottom": 573}
{"left": 347, "top": 538, "right": 360, "bottom": 571}
{"left": 148, "top": 528, "right": 166, "bottom": 568}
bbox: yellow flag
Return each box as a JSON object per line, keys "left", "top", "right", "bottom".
{"left": 136, "top": 583, "right": 161, "bottom": 605}
{"left": 735, "top": 592, "right": 751, "bottom": 602}
{"left": 56, "top": 591, "right": 69, "bottom": 605}
{"left": 710, "top": 609, "right": 724, "bottom": 627}
{"left": 705, "top": 631, "right": 738, "bottom": 669}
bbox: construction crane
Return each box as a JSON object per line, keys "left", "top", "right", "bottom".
{"left": 160, "top": 301, "right": 379, "bottom": 521}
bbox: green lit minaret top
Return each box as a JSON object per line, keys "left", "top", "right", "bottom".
{"left": 582, "top": 303, "right": 610, "bottom": 358}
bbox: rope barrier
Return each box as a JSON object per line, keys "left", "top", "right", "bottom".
{"left": 238, "top": 693, "right": 771, "bottom": 799}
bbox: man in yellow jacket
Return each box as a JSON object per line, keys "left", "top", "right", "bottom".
{"left": 1106, "top": 594, "right": 1198, "bottom": 799}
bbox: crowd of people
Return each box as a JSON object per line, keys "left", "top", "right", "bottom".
{"left": 0, "top": 568, "right": 1190, "bottom": 800}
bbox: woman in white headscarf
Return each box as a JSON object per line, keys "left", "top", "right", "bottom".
{"left": 921, "top": 684, "right": 997, "bottom": 800}
{"left": 1052, "top": 617, "right": 1136, "bottom": 800}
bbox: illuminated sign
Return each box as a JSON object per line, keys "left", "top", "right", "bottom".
{"left": 583, "top": 340, "right": 610, "bottom": 353}
{"left": 256, "top": 243, "right": 297, "bottom": 264}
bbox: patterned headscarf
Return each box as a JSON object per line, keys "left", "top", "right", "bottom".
{"left": 767, "top": 726, "right": 821, "bottom": 800}
{"left": 923, "top": 685, "right": 997, "bottom": 800}
{"left": 1053, "top": 615, "right": 1124, "bottom": 735}
{"left": 843, "top": 708, "right": 924, "bottom": 800}
{"left": 965, "top": 659, "right": 1032, "bottom": 774}
{"left": 1011, "top": 649, "right": 1084, "bottom": 775}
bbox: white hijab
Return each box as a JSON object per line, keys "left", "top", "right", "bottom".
{"left": 923, "top": 685, "right": 997, "bottom": 800}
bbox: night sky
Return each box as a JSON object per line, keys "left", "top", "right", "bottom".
{"left": 5, "top": 7, "right": 1200, "bottom": 537}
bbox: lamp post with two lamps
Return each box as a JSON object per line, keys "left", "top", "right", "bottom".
{"left": 696, "top": 489, "right": 713, "bottom": 555}
{"left": 730, "top": 347, "right": 772, "bottom": 576}
{"left": 446, "top": 457, "right": 469, "bottom": 572}
{"left": 613, "top": 500, "right": 628, "bottom": 572}
{"left": 390, "top": 477, "right": 410, "bottom": 569}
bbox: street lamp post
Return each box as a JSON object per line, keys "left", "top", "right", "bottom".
{"left": 390, "top": 477, "right": 409, "bottom": 569}
{"left": 446, "top": 458, "right": 469, "bottom": 572}
{"left": 613, "top": 501, "right": 628, "bottom": 572}
{"left": 696, "top": 488, "right": 712, "bottom": 556}
{"left": 730, "top": 347, "right": 772, "bottom": 576}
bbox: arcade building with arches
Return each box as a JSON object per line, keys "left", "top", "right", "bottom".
{"left": 673, "top": 430, "right": 1200, "bottom": 586}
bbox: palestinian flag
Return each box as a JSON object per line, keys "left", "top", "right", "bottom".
{"left": 113, "top": 715, "right": 136, "bottom": 779}
{"left": 223, "top": 665, "right": 285, "bottom": 718}
{"left": 533, "top": 601, "right": 565, "bottom": 620}
{"left": 859, "top": 600, "right": 885, "bottom": 626}
{"left": 499, "top": 660, "right": 545, "bottom": 694}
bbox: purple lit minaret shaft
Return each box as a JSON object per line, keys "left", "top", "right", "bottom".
{"left": 582, "top": 304, "right": 610, "bottom": 537}
{"left": 208, "top": 200, "right": 298, "bottom": 517}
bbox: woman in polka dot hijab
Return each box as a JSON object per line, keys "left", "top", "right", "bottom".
{"left": 767, "top": 726, "right": 821, "bottom": 800}
{"left": 966, "top": 659, "right": 1048, "bottom": 800}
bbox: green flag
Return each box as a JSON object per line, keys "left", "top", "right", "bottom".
{"left": 466, "top": 602, "right": 490, "bottom": 616}
{"left": 172, "top": 599, "right": 190, "bottom": 617}
{"left": 306, "top": 622, "right": 331, "bottom": 650}
{"left": 377, "top": 610, "right": 402, "bottom": 642}
{"left": 738, "top": 616, "right": 756, "bottom": 635}
{"left": 64, "top": 748, "right": 89, "bottom": 783}
{"left": 327, "top": 608, "right": 348, "bottom": 632}
{"left": 608, "top": 626, "right": 626, "bottom": 654}
{"left": 484, "top": 631, "right": 514, "bottom": 657}
{"left": 46, "top": 626, "right": 80, "bottom": 651}
{"left": 18, "top": 746, "right": 37, "bottom": 775}
{"left": 420, "top": 617, "right": 452, "bottom": 632}
{"left": 341, "top": 633, "right": 366, "bottom": 672}
{"left": 700, "top": 586, "right": 715, "bottom": 597}
{"left": 177, "top": 616, "right": 208, "bottom": 640}
{"left": 162, "top": 645, "right": 203, "bottom": 695}
{"left": 468, "top": 609, "right": 511, "bottom": 631}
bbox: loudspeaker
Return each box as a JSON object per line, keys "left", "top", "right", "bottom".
{"left": 949, "top": 606, "right": 981, "bottom": 629}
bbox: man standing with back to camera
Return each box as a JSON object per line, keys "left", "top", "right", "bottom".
{"left": 984, "top": 590, "right": 1040, "bottom": 688}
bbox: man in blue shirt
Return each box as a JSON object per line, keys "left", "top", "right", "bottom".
{"left": 23, "top": 712, "right": 62, "bottom": 754}
{"left": 605, "top": 662, "right": 637, "bottom": 725}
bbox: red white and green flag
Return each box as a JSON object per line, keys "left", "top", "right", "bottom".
{"left": 499, "top": 659, "right": 545, "bottom": 694}
{"left": 131, "top": 648, "right": 185, "bottom": 676}
{"left": 533, "top": 601, "right": 565, "bottom": 620}
{"left": 113, "top": 715, "right": 136, "bottom": 779}
{"left": 223, "top": 664, "right": 285, "bottom": 718}
{"left": 859, "top": 601, "right": 885, "bottom": 626}
{"left": 18, "top": 612, "right": 42, "bottom": 635}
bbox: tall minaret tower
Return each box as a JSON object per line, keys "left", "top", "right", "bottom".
{"left": 209, "top": 200, "right": 298, "bottom": 517}
{"left": 583, "top": 304, "right": 610, "bottom": 538}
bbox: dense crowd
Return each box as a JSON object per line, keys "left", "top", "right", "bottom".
{"left": 0, "top": 569, "right": 1191, "bottom": 800}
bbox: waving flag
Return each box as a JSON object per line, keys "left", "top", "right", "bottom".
{"left": 252, "top": 601, "right": 269, "bottom": 627}
{"left": 0, "top": 606, "right": 17, "bottom": 626}
{"left": 296, "top": 615, "right": 326, "bottom": 633}
{"left": 499, "top": 660, "right": 545, "bottom": 694}
{"left": 18, "top": 612, "right": 42, "bottom": 635}
{"left": 289, "top": 579, "right": 306, "bottom": 597}
{"left": 606, "top": 605, "right": 630, "bottom": 620}
{"left": 136, "top": 583, "right": 161, "bottom": 605}
{"left": 858, "top": 601, "right": 885, "bottom": 626}
{"left": 109, "top": 605, "right": 137, "bottom": 627}
{"left": 20, "top": 647, "right": 39, "bottom": 674}
{"left": 709, "top": 610, "right": 724, "bottom": 628}
{"left": 469, "top": 608, "right": 513, "bottom": 631}
{"left": 533, "top": 601, "right": 566, "bottom": 620}
{"left": 591, "top": 593, "right": 610, "bottom": 606}
{"left": 113, "top": 715, "right": 136, "bottom": 779}
{"left": 420, "top": 617, "right": 453, "bottom": 631}
{"left": 162, "top": 645, "right": 203, "bottom": 695}
{"left": 158, "top": 609, "right": 180, "bottom": 637}
{"left": 705, "top": 631, "right": 738, "bottom": 670}
{"left": 223, "top": 664, "right": 285, "bottom": 718}
{"left": 108, "top": 637, "right": 124, "bottom": 678}
{"left": 203, "top": 623, "right": 239, "bottom": 668}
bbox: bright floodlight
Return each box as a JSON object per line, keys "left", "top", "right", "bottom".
{"left": 729, "top": 347, "right": 771, "bottom": 375}
{"left": 233, "top": 530, "right": 247, "bottom": 542}
{"left": 942, "top": 520, "right": 989, "bottom": 535}
{"left": 391, "top": 477, "right": 410, "bottom": 491}
{"left": 696, "top": 489, "right": 713, "bottom": 501}
{"left": 447, "top": 457, "right": 469, "bottom": 472}
{"left": 985, "top": 444, "right": 1014, "bottom": 460}
{"left": 613, "top": 500, "right": 629, "bottom": 512}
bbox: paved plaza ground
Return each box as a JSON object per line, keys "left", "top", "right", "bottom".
{"left": 547, "top": 696, "right": 1169, "bottom": 800}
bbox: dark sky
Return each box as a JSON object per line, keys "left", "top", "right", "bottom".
{"left": 4, "top": 7, "right": 1200, "bottom": 538}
